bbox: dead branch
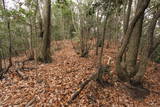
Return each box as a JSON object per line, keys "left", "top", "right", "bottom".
{"left": 25, "top": 97, "right": 36, "bottom": 107}
{"left": 68, "top": 64, "right": 112, "bottom": 104}
{"left": 68, "top": 71, "right": 103, "bottom": 104}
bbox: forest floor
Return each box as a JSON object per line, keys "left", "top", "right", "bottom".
{"left": 0, "top": 40, "right": 160, "bottom": 107}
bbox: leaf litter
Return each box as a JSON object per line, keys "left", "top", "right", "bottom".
{"left": 0, "top": 40, "right": 160, "bottom": 107}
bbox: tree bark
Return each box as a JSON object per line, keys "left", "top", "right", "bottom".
{"left": 2, "top": 0, "right": 12, "bottom": 66}
{"left": 115, "top": 0, "right": 150, "bottom": 80}
{"left": 0, "top": 56, "right": 2, "bottom": 72}
{"left": 38, "top": 0, "right": 52, "bottom": 63}
{"left": 126, "top": 0, "right": 144, "bottom": 77}
{"left": 28, "top": 17, "right": 34, "bottom": 60}
{"left": 121, "top": 0, "right": 133, "bottom": 65}
{"left": 0, "top": 0, "right": 12, "bottom": 78}
{"left": 123, "top": 0, "right": 132, "bottom": 34}
{"left": 95, "top": 11, "right": 103, "bottom": 55}
{"left": 97, "top": 15, "right": 108, "bottom": 84}
{"left": 132, "top": 10, "right": 160, "bottom": 84}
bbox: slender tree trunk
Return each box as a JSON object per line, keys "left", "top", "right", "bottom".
{"left": 0, "top": 1, "right": 2, "bottom": 72}
{"left": 28, "top": 17, "right": 34, "bottom": 60}
{"left": 2, "top": 0, "right": 12, "bottom": 66}
{"left": 8, "top": 21, "right": 12, "bottom": 66}
{"left": 0, "top": 0, "right": 12, "bottom": 79}
{"left": 34, "top": 0, "right": 38, "bottom": 62}
{"left": 0, "top": 55, "right": 2, "bottom": 71}
{"left": 95, "top": 10, "right": 103, "bottom": 55}
{"left": 123, "top": 0, "right": 132, "bottom": 34}
{"left": 97, "top": 16, "right": 108, "bottom": 84}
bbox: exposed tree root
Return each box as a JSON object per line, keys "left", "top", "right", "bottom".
{"left": 68, "top": 72, "right": 97, "bottom": 104}
{"left": 14, "top": 59, "right": 36, "bottom": 80}
{"left": 68, "top": 65, "right": 111, "bottom": 104}
{"left": 0, "top": 63, "right": 12, "bottom": 79}
{"left": 0, "top": 59, "right": 36, "bottom": 80}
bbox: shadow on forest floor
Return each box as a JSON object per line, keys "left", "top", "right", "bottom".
{"left": 124, "top": 85, "right": 150, "bottom": 100}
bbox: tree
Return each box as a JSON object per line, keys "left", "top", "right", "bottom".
{"left": 0, "top": 0, "right": 12, "bottom": 78}
{"left": 0, "top": 50, "right": 2, "bottom": 72}
{"left": 38, "top": 0, "right": 52, "bottom": 63}
{"left": 132, "top": 9, "right": 160, "bottom": 85}
{"left": 126, "top": 0, "right": 145, "bottom": 78}
{"left": 123, "top": 0, "right": 132, "bottom": 35}
{"left": 115, "top": 0, "right": 150, "bottom": 81}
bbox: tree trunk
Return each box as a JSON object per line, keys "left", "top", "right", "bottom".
{"left": 115, "top": 0, "right": 150, "bottom": 80}
{"left": 95, "top": 10, "right": 103, "bottom": 55}
{"left": 126, "top": 0, "right": 145, "bottom": 77}
{"left": 2, "top": 0, "right": 12, "bottom": 66}
{"left": 0, "top": 0, "right": 12, "bottom": 79}
{"left": 0, "top": 56, "right": 2, "bottom": 72}
{"left": 8, "top": 21, "right": 12, "bottom": 67}
{"left": 97, "top": 15, "right": 108, "bottom": 84}
{"left": 121, "top": 0, "right": 132, "bottom": 63}
{"left": 28, "top": 17, "right": 34, "bottom": 60}
{"left": 123, "top": 0, "right": 132, "bottom": 34}
{"left": 132, "top": 10, "right": 160, "bottom": 84}
{"left": 38, "top": 0, "right": 52, "bottom": 63}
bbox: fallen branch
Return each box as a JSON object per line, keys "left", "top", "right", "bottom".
{"left": 68, "top": 72, "right": 97, "bottom": 104}
{"left": 25, "top": 97, "right": 36, "bottom": 107}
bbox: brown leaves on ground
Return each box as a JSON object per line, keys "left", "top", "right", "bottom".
{"left": 0, "top": 40, "right": 160, "bottom": 106}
